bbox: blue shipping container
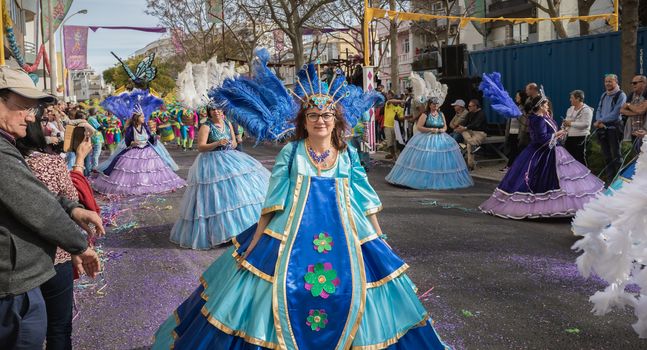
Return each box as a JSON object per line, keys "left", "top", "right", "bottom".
{"left": 468, "top": 28, "right": 647, "bottom": 124}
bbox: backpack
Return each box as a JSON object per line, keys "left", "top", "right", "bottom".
{"left": 599, "top": 90, "right": 624, "bottom": 110}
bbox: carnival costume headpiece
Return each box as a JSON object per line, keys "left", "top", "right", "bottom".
{"left": 479, "top": 72, "right": 522, "bottom": 118}
{"left": 409, "top": 71, "right": 448, "bottom": 106}
{"left": 209, "top": 48, "right": 384, "bottom": 143}
{"left": 100, "top": 89, "right": 164, "bottom": 123}
{"left": 177, "top": 56, "right": 238, "bottom": 109}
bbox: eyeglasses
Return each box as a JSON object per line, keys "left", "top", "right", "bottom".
{"left": 306, "top": 112, "right": 335, "bottom": 122}
{"left": 631, "top": 81, "right": 644, "bottom": 85}
{"left": 1, "top": 97, "right": 41, "bottom": 116}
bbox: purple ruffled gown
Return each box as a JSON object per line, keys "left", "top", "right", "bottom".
{"left": 479, "top": 114, "right": 603, "bottom": 219}
{"left": 92, "top": 124, "right": 186, "bottom": 196}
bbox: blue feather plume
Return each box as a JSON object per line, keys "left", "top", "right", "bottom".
{"left": 208, "top": 51, "right": 297, "bottom": 143}
{"left": 479, "top": 72, "right": 521, "bottom": 118}
{"left": 100, "top": 89, "right": 163, "bottom": 122}
{"left": 293, "top": 63, "right": 321, "bottom": 97}
{"left": 340, "top": 85, "right": 385, "bottom": 127}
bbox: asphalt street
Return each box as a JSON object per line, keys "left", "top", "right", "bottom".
{"left": 72, "top": 142, "right": 644, "bottom": 350}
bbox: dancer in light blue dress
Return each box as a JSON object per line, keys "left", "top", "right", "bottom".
{"left": 152, "top": 51, "right": 450, "bottom": 349}
{"left": 386, "top": 98, "right": 473, "bottom": 190}
{"left": 169, "top": 105, "right": 270, "bottom": 249}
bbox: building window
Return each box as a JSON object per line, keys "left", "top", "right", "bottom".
{"left": 403, "top": 38, "right": 410, "bottom": 54}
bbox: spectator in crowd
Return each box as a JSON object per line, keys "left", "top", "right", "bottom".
{"left": 351, "top": 64, "right": 363, "bottom": 87}
{"left": 501, "top": 90, "right": 529, "bottom": 172}
{"left": 86, "top": 107, "right": 105, "bottom": 172}
{"left": 594, "top": 73, "right": 626, "bottom": 183}
{"left": 453, "top": 99, "right": 487, "bottom": 169}
{"left": 524, "top": 83, "right": 541, "bottom": 114}
{"left": 562, "top": 90, "right": 594, "bottom": 165}
{"left": 383, "top": 91, "right": 404, "bottom": 159}
{"left": 0, "top": 66, "right": 102, "bottom": 349}
{"left": 403, "top": 87, "right": 415, "bottom": 142}
{"left": 620, "top": 75, "right": 647, "bottom": 152}
{"left": 17, "top": 116, "right": 102, "bottom": 350}
{"left": 449, "top": 99, "right": 467, "bottom": 140}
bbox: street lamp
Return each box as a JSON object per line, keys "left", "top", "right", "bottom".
{"left": 59, "top": 9, "right": 88, "bottom": 99}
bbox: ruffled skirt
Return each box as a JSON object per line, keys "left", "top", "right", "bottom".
{"left": 479, "top": 146, "right": 604, "bottom": 219}
{"left": 386, "top": 132, "right": 473, "bottom": 190}
{"left": 153, "top": 225, "right": 450, "bottom": 349}
{"left": 169, "top": 150, "right": 271, "bottom": 249}
{"left": 92, "top": 146, "right": 186, "bottom": 196}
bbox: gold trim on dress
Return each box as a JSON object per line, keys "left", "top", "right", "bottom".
{"left": 364, "top": 205, "right": 383, "bottom": 216}
{"left": 365, "top": 264, "right": 409, "bottom": 288}
{"left": 200, "top": 306, "right": 278, "bottom": 349}
{"left": 261, "top": 205, "right": 284, "bottom": 215}
{"left": 359, "top": 233, "right": 380, "bottom": 244}
{"left": 263, "top": 228, "right": 285, "bottom": 240}
{"left": 343, "top": 178, "right": 368, "bottom": 348}
{"left": 230, "top": 237, "right": 276, "bottom": 282}
{"left": 273, "top": 175, "right": 306, "bottom": 350}
{"left": 350, "top": 315, "right": 430, "bottom": 350}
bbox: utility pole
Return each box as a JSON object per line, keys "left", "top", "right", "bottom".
{"left": 389, "top": 0, "right": 399, "bottom": 94}
{"left": 47, "top": 0, "right": 57, "bottom": 95}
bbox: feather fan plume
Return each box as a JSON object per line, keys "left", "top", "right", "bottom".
{"left": 572, "top": 137, "right": 647, "bottom": 338}
{"left": 208, "top": 48, "right": 297, "bottom": 143}
{"left": 410, "top": 72, "right": 448, "bottom": 105}
{"left": 177, "top": 57, "right": 238, "bottom": 109}
{"left": 479, "top": 72, "right": 522, "bottom": 118}
{"left": 100, "top": 89, "right": 163, "bottom": 122}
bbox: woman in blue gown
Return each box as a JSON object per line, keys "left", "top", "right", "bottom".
{"left": 169, "top": 105, "right": 270, "bottom": 249}
{"left": 386, "top": 97, "right": 473, "bottom": 190}
{"left": 152, "top": 64, "right": 450, "bottom": 349}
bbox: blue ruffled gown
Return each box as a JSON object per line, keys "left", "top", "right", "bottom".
{"left": 153, "top": 140, "right": 450, "bottom": 349}
{"left": 386, "top": 112, "right": 473, "bottom": 190}
{"left": 170, "top": 121, "right": 271, "bottom": 249}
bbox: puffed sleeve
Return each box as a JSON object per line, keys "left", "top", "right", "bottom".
{"left": 261, "top": 142, "right": 294, "bottom": 215}
{"left": 348, "top": 146, "right": 382, "bottom": 216}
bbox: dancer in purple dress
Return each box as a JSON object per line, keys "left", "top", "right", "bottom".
{"left": 479, "top": 95, "right": 604, "bottom": 219}
{"left": 92, "top": 112, "right": 186, "bottom": 195}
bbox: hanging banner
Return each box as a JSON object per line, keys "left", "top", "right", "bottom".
{"left": 88, "top": 26, "right": 167, "bottom": 33}
{"left": 207, "top": 0, "right": 223, "bottom": 23}
{"left": 40, "top": 0, "right": 73, "bottom": 43}
{"left": 63, "top": 25, "right": 88, "bottom": 70}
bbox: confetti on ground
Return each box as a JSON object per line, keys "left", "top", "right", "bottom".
{"left": 461, "top": 310, "right": 475, "bottom": 317}
{"left": 565, "top": 328, "right": 581, "bottom": 334}
{"left": 419, "top": 200, "right": 479, "bottom": 213}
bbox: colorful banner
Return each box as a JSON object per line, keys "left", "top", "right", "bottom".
{"left": 40, "top": 0, "right": 73, "bottom": 43}
{"left": 207, "top": 0, "right": 223, "bottom": 23}
{"left": 63, "top": 25, "right": 88, "bottom": 70}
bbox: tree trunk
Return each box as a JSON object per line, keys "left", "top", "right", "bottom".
{"left": 577, "top": 0, "right": 595, "bottom": 36}
{"left": 292, "top": 27, "right": 305, "bottom": 69}
{"left": 389, "top": 0, "right": 399, "bottom": 94}
{"left": 621, "top": 0, "right": 639, "bottom": 91}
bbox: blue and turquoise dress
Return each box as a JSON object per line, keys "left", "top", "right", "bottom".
{"left": 605, "top": 157, "right": 637, "bottom": 194}
{"left": 153, "top": 140, "right": 450, "bottom": 349}
{"left": 386, "top": 112, "right": 473, "bottom": 190}
{"left": 169, "top": 120, "right": 270, "bottom": 249}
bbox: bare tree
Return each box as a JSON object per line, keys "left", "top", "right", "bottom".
{"left": 221, "top": 1, "right": 275, "bottom": 72}
{"left": 577, "top": 0, "right": 596, "bottom": 36}
{"left": 263, "top": 0, "right": 337, "bottom": 68}
{"left": 621, "top": 0, "right": 639, "bottom": 91}
{"left": 529, "top": 0, "right": 568, "bottom": 39}
{"left": 145, "top": 0, "right": 220, "bottom": 63}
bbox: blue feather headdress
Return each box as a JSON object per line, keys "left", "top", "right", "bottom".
{"left": 208, "top": 48, "right": 298, "bottom": 143}
{"left": 100, "top": 89, "right": 163, "bottom": 122}
{"left": 291, "top": 63, "right": 384, "bottom": 127}
{"left": 479, "top": 72, "right": 522, "bottom": 119}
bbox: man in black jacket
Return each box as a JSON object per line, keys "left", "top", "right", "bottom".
{"left": 0, "top": 66, "right": 103, "bottom": 349}
{"left": 453, "top": 99, "right": 487, "bottom": 168}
